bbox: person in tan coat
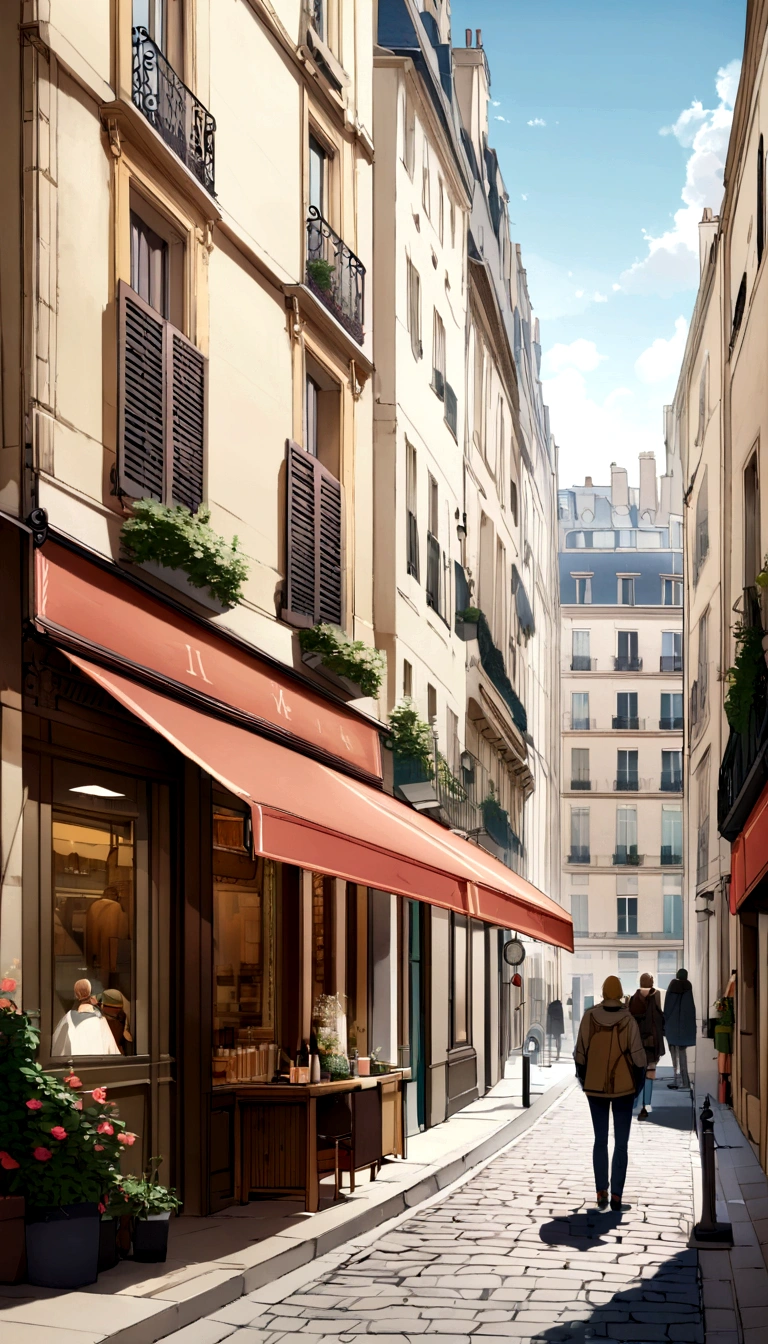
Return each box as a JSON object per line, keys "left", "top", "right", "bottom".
{"left": 574, "top": 975, "right": 647, "bottom": 1212}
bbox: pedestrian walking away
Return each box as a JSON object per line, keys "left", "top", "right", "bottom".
{"left": 547, "top": 996, "right": 565, "bottom": 1060}
{"left": 573, "top": 974, "right": 646, "bottom": 1213}
{"left": 664, "top": 966, "right": 696, "bottom": 1089}
{"left": 628, "top": 971, "right": 665, "bottom": 1119}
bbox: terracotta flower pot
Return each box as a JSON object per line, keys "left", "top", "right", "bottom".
{"left": 0, "top": 1196, "right": 27, "bottom": 1284}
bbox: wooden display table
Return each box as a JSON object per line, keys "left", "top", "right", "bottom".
{"left": 213, "top": 1071, "right": 408, "bottom": 1212}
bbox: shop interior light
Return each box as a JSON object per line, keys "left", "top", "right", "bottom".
{"left": 69, "top": 784, "right": 125, "bottom": 798}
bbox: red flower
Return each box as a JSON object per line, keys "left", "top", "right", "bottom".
{"left": 94, "top": 1144, "right": 104, "bottom": 1151}
{"left": 0, "top": 1151, "right": 20, "bottom": 1170}
{"left": 33, "top": 1147, "right": 52, "bottom": 1162}
{"left": 97, "top": 1122, "right": 114, "bottom": 1136}
{"left": 50, "top": 1126, "right": 67, "bottom": 1141}
{"left": 64, "top": 1075, "right": 82, "bottom": 1088}
{"left": 25, "top": 1098, "right": 43, "bottom": 1111}
{"left": 0, "top": 998, "right": 12, "bottom": 1010}
{"left": 91, "top": 1087, "right": 107, "bottom": 1103}
{"left": 98, "top": 1202, "right": 106, "bottom": 1214}
{"left": 73, "top": 1099, "right": 83, "bottom": 1111}
{"left": 117, "top": 1132, "right": 136, "bottom": 1146}
{"left": 0, "top": 978, "right": 16, "bottom": 993}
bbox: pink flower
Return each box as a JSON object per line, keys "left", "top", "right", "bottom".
{"left": 117, "top": 1132, "right": 136, "bottom": 1146}
{"left": 33, "top": 1147, "right": 52, "bottom": 1162}
{"left": 1, "top": 978, "right": 16, "bottom": 993}
{"left": 73, "top": 1100, "right": 83, "bottom": 1111}
{"left": 97, "top": 1122, "right": 114, "bottom": 1136}
{"left": 91, "top": 1087, "right": 107, "bottom": 1103}
{"left": 64, "top": 1075, "right": 82, "bottom": 1088}
{"left": 50, "top": 1126, "right": 67, "bottom": 1141}
{"left": 25, "top": 1098, "right": 43, "bottom": 1111}
{"left": 0, "top": 998, "right": 12, "bottom": 1010}
{"left": 98, "top": 1202, "right": 106, "bottom": 1214}
{"left": 94, "top": 1144, "right": 104, "bottom": 1151}
{"left": 0, "top": 1151, "right": 20, "bottom": 1170}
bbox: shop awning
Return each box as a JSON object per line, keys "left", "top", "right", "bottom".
{"left": 730, "top": 779, "right": 768, "bottom": 913}
{"left": 67, "top": 654, "right": 573, "bottom": 950}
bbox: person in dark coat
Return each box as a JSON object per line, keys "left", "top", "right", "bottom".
{"left": 547, "top": 999, "right": 565, "bottom": 1060}
{"left": 664, "top": 967, "right": 696, "bottom": 1089}
{"left": 628, "top": 972, "right": 665, "bottom": 1119}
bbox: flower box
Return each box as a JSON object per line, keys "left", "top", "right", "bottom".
{"left": 127, "top": 558, "right": 233, "bottom": 614}
{"left": 456, "top": 616, "right": 478, "bottom": 641}
{"left": 301, "top": 649, "right": 365, "bottom": 700}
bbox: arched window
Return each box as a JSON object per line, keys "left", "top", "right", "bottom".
{"left": 758, "top": 134, "right": 765, "bottom": 266}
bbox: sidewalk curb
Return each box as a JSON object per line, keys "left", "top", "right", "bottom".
{"left": 104, "top": 1075, "right": 577, "bottom": 1344}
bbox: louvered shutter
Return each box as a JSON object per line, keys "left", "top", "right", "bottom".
{"left": 284, "top": 440, "right": 343, "bottom": 627}
{"left": 118, "top": 281, "right": 165, "bottom": 502}
{"left": 169, "top": 330, "right": 206, "bottom": 513}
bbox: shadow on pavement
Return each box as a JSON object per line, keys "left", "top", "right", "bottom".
{"left": 539, "top": 1207, "right": 628, "bottom": 1250}
{"left": 530, "top": 1252, "right": 703, "bottom": 1343}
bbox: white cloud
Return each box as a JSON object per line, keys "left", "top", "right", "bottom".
{"left": 521, "top": 193, "right": 528, "bottom": 201}
{"left": 593, "top": 291, "right": 608, "bottom": 303}
{"left": 619, "top": 59, "right": 740, "bottom": 296}
{"left": 612, "top": 283, "right": 621, "bottom": 291}
{"left": 492, "top": 100, "right": 501, "bottom": 107}
{"left": 574, "top": 289, "right": 585, "bottom": 298}
{"left": 494, "top": 115, "right": 510, "bottom": 124}
{"left": 545, "top": 367, "right": 666, "bottom": 486}
{"left": 634, "top": 316, "right": 689, "bottom": 384}
{"left": 527, "top": 118, "right": 546, "bottom": 127}
{"left": 522, "top": 254, "right": 615, "bottom": 320}
{"left": 541, "top": 339, "right": 607, "bottom": 376}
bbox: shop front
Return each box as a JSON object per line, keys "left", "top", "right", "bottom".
{"left": 5, "top": 526, "right": 572, "bottom": 1216}
{"left": 727, "top": 783, "right": 768, "bottom": 1164}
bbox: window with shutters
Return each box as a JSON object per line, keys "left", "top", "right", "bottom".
{"left": 117, "top": 280, "right": 206, "bottom": 513}
{"left": 432, "top": 310, "right": 446, "bottom": 399}
{"left": 283, "top": 439, "right": 343, "bottom": 628}
{"left": 406, "top": 441, "right": 419, "bottom": 580}
{"left": 694, "top": 467, "right": 709, "bottom": 579}
{"left": 422, "top": 139, "right": 431, "bottom": 217}
{"left": 407, "top": 259, "right": 422, "bottom": 361}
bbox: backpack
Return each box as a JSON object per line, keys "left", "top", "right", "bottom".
{"left": 583, "top": 1014, "right": 635, "bottom": 1096}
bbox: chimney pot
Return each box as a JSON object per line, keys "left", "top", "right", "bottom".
{"left": 584, "top": 476, "right": 592, "bottom": 487}
{"left": 476, "top": 29, "right": 482, "bottom": 47}
{"left": 466, "top": 28, "right": 472, "bottom": 47}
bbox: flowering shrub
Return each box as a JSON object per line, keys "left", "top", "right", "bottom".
{"left": 121, "top": 500, "right": 249, "bottom": 607}
{"left": 384, "top": 700, "right": 434, "bottom": 771}
{"left": 299, "top": 623, "right": 385, "bottom": 698}
{"left": 0, "top": 1006, "right": 129, "bottom": 1208}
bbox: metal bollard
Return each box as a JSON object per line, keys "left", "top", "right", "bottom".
{"left": 693, "top": 1094, "right": 733, "bottom": 1244}
{"left": 522, "top": 1053, "right": 531, "bottom": 1108}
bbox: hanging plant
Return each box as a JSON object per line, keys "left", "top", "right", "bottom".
{"left": 121, "top": 500, "right": 249, "bottom": 607}
{"left": 384, "top": 700, "right": 434, "bottom": 771}
{"left": 724, "top": 622, "right": 766, "bottom": 734}
{"left": 299, "top": 624, "right": 385, "bottom": 698}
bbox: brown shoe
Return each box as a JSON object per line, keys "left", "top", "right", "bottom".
{"left": 637, "top": 1107, "right": 649, "bottom": 1120}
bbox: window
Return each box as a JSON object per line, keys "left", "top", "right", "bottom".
{"left": 694, "top": 468, "right": 709, "bottom": 578}
{"left": 403, "top": 660, "right": 413, "bottom": 698}
{"left": 661, "top": 631, "right": 682, "bottom": 672}
{"left": 759, "top": 134, "right": 765, "bottom": 267}
{"left": 309, "top": 134, "right": 327, "bottom": 216}
{"left": 406, "top": 441, "right": 419, "bottom": 580}
{"left": 745, "top": 452, "right": 760, "bottom": 589}
{"left": 617, "top": 897, "right": 638, "bottom": 935}
{"left": 571, "top": 892, "right": 588, "bottom": 935}
{"left": 571, "top": 692, "right": 590, "bottom": 731}
{"left": 308, "top": 0, "right": 326, "bottom": 40}
{"left": 571, "top": 747, "right": 590, "bottom": 789}
{"left": 303, "top": 355, "right": 341, "bottom": 473}
{"left": 695, "top": 359, "right": 709, "bottom": 447}
{"left": 618, "top": 529, "right": 636, "bottom": 548}
{"left": 661, "top": 750, "right": 682, "bottom": 792}
{"left": 450, "top": 914, "right": 469, "bottom": 1046}
{"left": 407, "top": 259, "right": 422, "bottom": 361}
{"left": 450, "top": 199, "right": 456, "bottom": 245}
{"left": 697, "top": 753, "right": 710, "bottom": 886}
{"left": 422, "top": 139, "right": 431, "bottom": 217}
{"left": 660, "top": 691, "right": 683, "bottom": 730}
{"left": 593, "top": 531, "right": 616, "bottom": 549}
{"left": 213, "top": 810, "right": 276, "bottom": 1056}
{"left": 427, "top": 682, "right": 437, "bottom": 724}
{"left": 133, "top": 0, "right": 165, "bottom": 49}
{"left": 510, "top": 479, "right": 518, "bottom": 525}
{"left": 571, "top": 629, "right": 591, "bottom": 671}
{"left": 447, "top": 708, "right": 459, "bottom": 774}
{"left": 615, "top": 805, "right": 638, "bottom": 862}
{"left": 661, "top": 806, "right": 683, "bottom": 865}
{"left": 663, "top": 891, "right": 683, "bottom": 938}
{"left": 618, "top": 950, "right": 639, "bottom": 992}
{"left": 731, "top": 271, "right": 747, "bottom": 347}
{"left": 616, "top": 631, "right": 639, "bottom": 671}
{"left": 662, "top": 578, "right": 683, "bottom": 606}
{"left": 426, "top": 475, "right": 443, "bottom": 613}
{"left": 402, "top": 98, "right": 415, "bottom": 176}
{"left": 432, "top": 310, "right": 446, "bottom": 399}
{"left": 438, "top": 181, "right": 445, "bottom": 244}
{"left": 574, "top": 576, "right": 592, "bottom": 604}
{"left": 473, "top": 332, "right": 485, "bottom": 447}
{"left": 304, "top": 374, "right": 320, "bottom": 457}
{"left": 569, "top": 807, "right": 590, "bottom": 863}
{"left": 657, "top": 949, "right": 679, "bottom": 991}
{"left": 130, "top": 211, "right": 168, "bottom": 319}
{"left": 616, "top": 750, "right": 638, "bottom": 791}
{"left": 698, "top": 612, "right": 709, "bottom": 714}
{"left": 614, "top": 691, "right": 639, "bottom": 730}
{"left": 619, "top": 577, "right": 635, "bottom": 605}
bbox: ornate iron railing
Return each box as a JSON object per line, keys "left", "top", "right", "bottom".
{"left": 614, "top": 656, "right": 643, "bottom": 671}
{"left": 476, "top": 610, "right": 527, "bottom": 733}
{"left": 306, "top": 206, "right": 365, "bottom": 344}
{"left": 660, "top": 655, "right": 683, "bottom": 672}
{"left": 132, "top": 28, "right": 216, "bottom": 194}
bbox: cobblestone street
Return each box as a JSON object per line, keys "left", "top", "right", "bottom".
{"left": 184, "top": 1080, "right": 702, "bottom": 1344}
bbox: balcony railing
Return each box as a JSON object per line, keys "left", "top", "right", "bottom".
{"left": 718, "top": 597, "right": 768, "bottom": 839}
{"left": 566, "top": 852, "right": 681, "bottom": 868}
{"left": 614, "top": 656, "right": 643, "bottom": 671}
{"left": 571, "top": 778, "right": 592, "bottom": 791}
{"left": 660, "top": 715, "right": 684, "bottom": 730}
{"left": 406, "top": 509, "right": 419, "bottom": 580}
{"left": 613, "top": 846, "right": 643, "bottom": 865}
{"left": 567, "top": 846, "right": 591, "bottom": 865}
{"left": 132, "top": 27, "right": 216, "bottom": 194}
{"left": 614, "top": 776, "right": 639, "bottom": 791}
{"left": 306, "top": 206, "right": 365, "bottom": 344}
{"left": 660, "top": 655, "right": 683, "bottom": 672}
{"left": 660, "top": 846, "right": 683, "bottom": 866}
{"left": 476, "top": 611, "right": 527, "bottom": 733}
{"left": 574, "top": 930, "right": 685, "bottom": 941}
{"left": 564, "top": 713, "right": 596, "bottom": 730}
{"left": 571, "top": 655, "right": 595, "bottom": 671}
{"left": 444, "top": 383, "right": 458, "bottom": 438}
{"left": 660, "top": 774, "right": 683, "bottom": 793}
{"left": 612, "top": 715, "right": 641, "bottom": 730}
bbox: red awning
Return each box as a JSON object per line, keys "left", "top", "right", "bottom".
{"left": 730, "top": 780, "right": 768, "bottom": 913}
{"left": 67, "top": 654, "right": 573, "bottom": 951}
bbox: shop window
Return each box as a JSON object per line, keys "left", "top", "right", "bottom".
{"left": 450, "top": 913, "right": 469, "bottom": 1047}
{"left": 311, "top": 872, "right": 335, "bottom": 1007}
{"left": 51, "top": 772, "right": 139, "bottom": 1058}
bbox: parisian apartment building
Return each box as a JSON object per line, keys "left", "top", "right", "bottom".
{"left": 559, "top": 455, "right": 684, "bottom": 1021}
{"left": 0, "top": 0, "right": 569, "bottom": 1215}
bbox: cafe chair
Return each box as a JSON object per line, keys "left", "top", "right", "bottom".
{"left": 338, "top": 1086, "right": 383, "bottom": 1193}
{"left": 315, "top": 1094, "right": 352, "bottom": 1201}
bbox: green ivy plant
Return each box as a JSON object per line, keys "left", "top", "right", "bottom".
{"left": 299, "top": 623, "right": 385, "bottom": 698}
{"left": 0, "top": 1006, "right": 131, "bottom": 1210}
{"left": 457, "top": 607, "right": 481, "bottom": 624}
{"left": 121, "top": 500, "right": 249, "bottom": 607}
{"left": 307, "top": 258, "right": 335, "bottom": 292}
{"left": 724, "top": 622, "right": 766, "bottom": 734}
{"left": 109, "top": 1158, "right": 180, "bottom": 1219}
{"left": 384, "top": 700, "right": 434, "bottom": 771}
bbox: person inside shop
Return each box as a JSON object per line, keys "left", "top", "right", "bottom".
{"left": 85, "top": 883, "right": 128, "bottom": 984}
{"left": 664, "top": 967, "right": 696, "bottom": 1090}
{"left": 628, "top": 972, "right": 665, "bottom": 1120}
{"left": 51, "top": 977, "right": 120, "bottom": 1056}
{"left": 574, "top": 975, "right": 646, "bottom": 1213}
{"left": 99, "top": 987, "right": 133, "bottom": 1055}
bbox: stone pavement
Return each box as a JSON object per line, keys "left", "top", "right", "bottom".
{"left": 178, "top": 1074, "right": 703, "bottom": 1344}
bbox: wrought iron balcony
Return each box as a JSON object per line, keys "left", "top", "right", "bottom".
{"left": 132, "top": 27, "right": 216, "bottom": 194}
{"left": 613, "top": 846, "right": 642, "bottom": 865}
{"left": 660, "top": 715, "right": 684, "bottom": 730}
{"left": 660, "top": 774, "right": 683, "bottom": 793}
{"left": 612, "top": 715, "right": 641, "bottom": 730}
{"left": 476, "top": 610, "right": 527, "bottom": 733}
{"left": 660, "top": 846, "right": 683, "bottom": 866}
{"left": 306, "top": 207, "right": 365, "bottom": 344}
{"left": 570, "top": 778, "right": 592, "bottom": 791}
{"left": 567, "top": 846, "right": 591, "bottom": 865}
{"left": 575, "top": 929, "right": 685, "bottom": 941}
{"left": 614, "top": 776, "right": 639, "bottom": 791}
{"left": 614, "top": 656, "right": 643, "bottom": 671}
{"left": 660, "top": 655, "right": 683, "bottom": 672}
{"left": 571, "top": 655, "right": 596, "bottom": 671}
{"left": 444, "top": 383, "right": 458, "bottom": 438}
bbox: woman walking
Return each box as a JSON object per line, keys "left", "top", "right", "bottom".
{"left": 574, "top": 975, "right": 646, "bottom": 1212}
{"left": 664, "top": 967, "right": 696, "bottom": 1089}
{"left": 629, "top": 972, "right": 665, "bottom": 1119}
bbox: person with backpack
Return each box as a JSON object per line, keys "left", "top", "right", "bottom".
{"left": 628, "top": 972, "right": 665, "bottom": 1120}
{"left": 664, "top": 967, "right": 696, "bottom": 1090}
{"left": 574, "top": 975, "right": 647, "bottom": 1212}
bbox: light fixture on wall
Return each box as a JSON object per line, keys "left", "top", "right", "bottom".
{"left": 455, "top": 510, "right": 467, "bottom": 541}
{"left": 69, "top": 784, "right": 125, "bottom": 798}
{"left": 695, "top": 891, "right": 714, "bottom": 920}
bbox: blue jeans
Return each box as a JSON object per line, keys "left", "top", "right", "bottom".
{"left": 587, "top": 1094, "right": 635, "bottom": 1197}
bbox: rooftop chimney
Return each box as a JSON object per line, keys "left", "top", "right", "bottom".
{"left": 465, "top": 28, "right": 471, "bottom": 46}
{"left": 476, "top": 29, "right": 482, "bottom": 46}
{"left": 610, "top": 462, "right": 629, "bottom": 508}
{"left": 638, "top": 452, "right": 657, "bottom": 520}
{"left": 584, "top": 476, "right": 593, "bottom": 488}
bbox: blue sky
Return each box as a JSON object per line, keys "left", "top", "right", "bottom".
{"left": 451, "top": 0, "right": 747, "bottom": 486}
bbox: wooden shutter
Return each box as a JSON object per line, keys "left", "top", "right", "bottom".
{"left": 117, "top": 280, "right": 206, "bottom": 512}
{"left": 118, "top": 281, "right": 165, "bottom": 502}
{"left": 284, "top": 440, "right": 343, "bottom": 627}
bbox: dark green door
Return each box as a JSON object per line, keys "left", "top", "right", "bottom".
{"left": 408, "top": 900, "right": 426, "bottom": 1133}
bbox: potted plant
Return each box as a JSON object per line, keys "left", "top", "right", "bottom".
{"left": 0, "top": 1005, "right": 132, "bottom": 1288}
{"left": 313, "top": 993, "right": 350, "bottom": 1081}
{"left": 724, "top": 619, "right": 766, "bottom": 733}
{"left": 456, "top": 606, "right": 480, "bottom": 641}
{"left": 299, "top": 623, "right": 385, "bottom": 699}
{"left": 306, "top": 258, "right": 335, "bottom": 292}
{"left": 369, "top": 1047, "right": 389, "bottom": 1076}
{"left": 481, "top": 783, "right": 509, "bottom": 849}
{"left": 121, "top": 500, "right": 249, "bottom": 609}
{"left": 115, "top": 1159, "right": 180, "bottom": 1263}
